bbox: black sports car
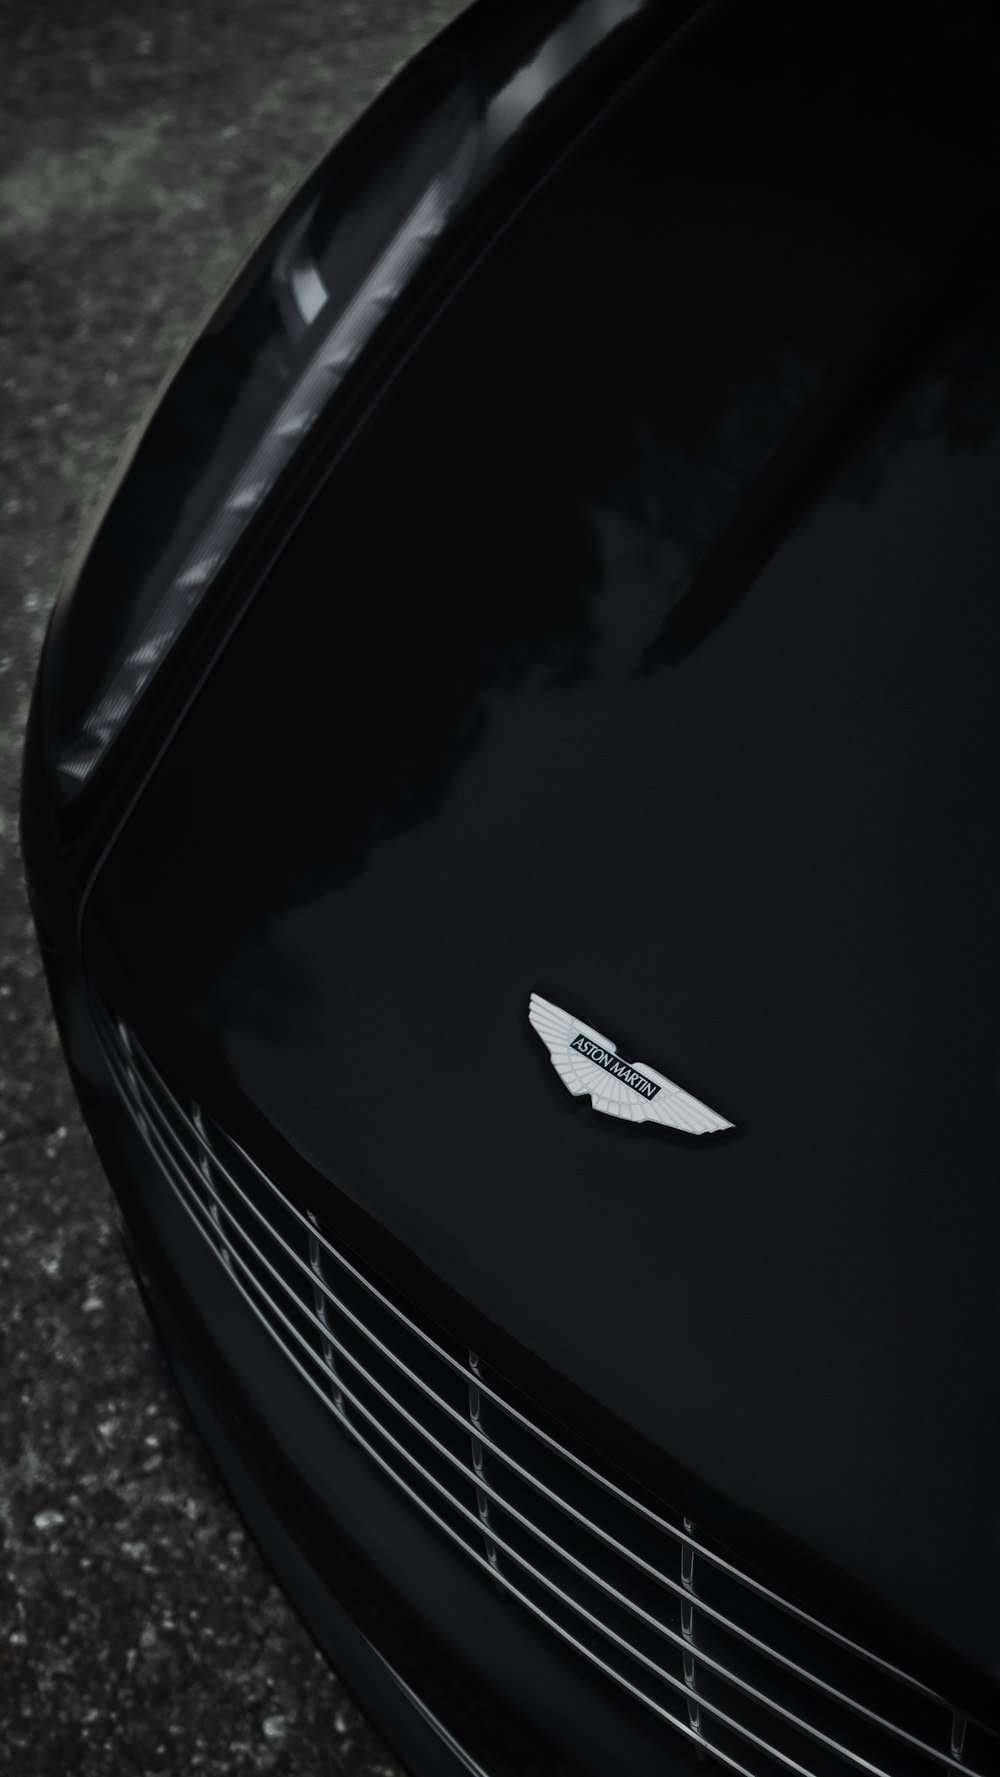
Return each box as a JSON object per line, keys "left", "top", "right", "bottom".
{"left": 21, "top": 1, "right": 1000, "bottom": 1773}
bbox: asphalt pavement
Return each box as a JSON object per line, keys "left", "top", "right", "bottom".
{"left": 0, "top": 4, "right": 464, "bottom": 1772}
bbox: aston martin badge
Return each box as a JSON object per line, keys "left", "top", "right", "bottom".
{"left": 528, "top": 993, "right": 733, "bottom": 1135}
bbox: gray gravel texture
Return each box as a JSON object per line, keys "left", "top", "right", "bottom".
{"left": 0, "top": 4, "right": 466, "bottom": 1772}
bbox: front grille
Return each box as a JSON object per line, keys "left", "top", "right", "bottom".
{"left": 92, "top": 999, "right": 999, "bottom": 1777}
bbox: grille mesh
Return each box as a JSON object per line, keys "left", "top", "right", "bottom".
{"left": 92, "top": 999, "right": 999, "bottom": 1777}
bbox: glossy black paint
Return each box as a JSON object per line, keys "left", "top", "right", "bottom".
{"left": 21, "top": 0, "right": 1000, "bottom": 1767}
{"left": 23, "top": 0, "right": 701, "bottom": 884}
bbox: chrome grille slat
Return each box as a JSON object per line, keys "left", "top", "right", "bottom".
{"left": 185, "top": 1130, "right": 961, "bottom": 1711}
{"left": 91, "top": 1000, "right": 1000, "bottom": 1777}
{"left": 103, "top": 1024, "right": 948, "bottom": 1720}
{"left": 99, "top": 1017, "right": 956, "bottom": 1776}
{"left": 99, "top": 1048, "right": 854, "bottom": 1777}
{"left": 102, "top": 1021, "right": 974, "bottom": 1768}
{"left": 99, "top": 1013, "right": 948, "bottom": 1718}
{"left": 103, "top": 1045, "right": 955, "bottom": 1777}
{"left": 154, "top": 1147, "right": 768, "bottom": 1777}
{"left": 106, "top": 1030, "right": 889, "bottom": 1775}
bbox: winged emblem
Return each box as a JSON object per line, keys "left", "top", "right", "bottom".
{"left": 528, "top": 993, "right": 733, "bottom": 1135}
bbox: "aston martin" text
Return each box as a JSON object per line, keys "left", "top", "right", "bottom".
{"left": 570, "top": 1035, "right": 661, "bottom": 1100}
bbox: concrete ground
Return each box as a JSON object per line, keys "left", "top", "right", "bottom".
{"left": 0, "top": 4, "right": 464, "bottom": 1772}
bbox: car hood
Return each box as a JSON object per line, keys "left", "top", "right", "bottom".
{"left": 86, "top": 3, "right": 1000, "bottom": 1686}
